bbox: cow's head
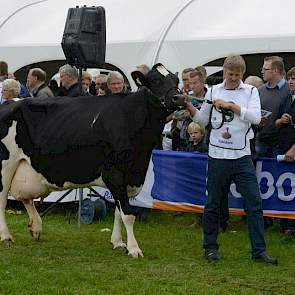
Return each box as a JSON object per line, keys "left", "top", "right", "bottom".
{"left": 131, "top": 63, "right": 185, "bottom": 109}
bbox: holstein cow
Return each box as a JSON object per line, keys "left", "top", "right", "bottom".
{"left": 0, "top": 64, "right": 183, "bottom": 257}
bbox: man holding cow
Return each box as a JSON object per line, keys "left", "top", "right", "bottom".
{"left": 185, "top": 54, "right": 278, "bottom": 265}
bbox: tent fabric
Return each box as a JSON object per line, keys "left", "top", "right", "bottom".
{"left": 1, "top": 0, "right": 295, "bottom": 86}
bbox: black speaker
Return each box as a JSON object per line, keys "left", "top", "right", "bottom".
{"left": 61, "top": 6, "right": 106, "bottom": 68}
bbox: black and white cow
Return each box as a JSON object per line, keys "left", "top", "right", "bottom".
{"left": 0, "top": 64, "right": 183, "bottom": 257}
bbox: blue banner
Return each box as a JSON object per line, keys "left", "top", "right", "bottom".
{"left": 151, "top": 150, "right": 295, "bottom": 218}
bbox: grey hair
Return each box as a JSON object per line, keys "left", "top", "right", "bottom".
{"left": 95, "top": 73, "right": 108, "bottom": 83}
{"left": 107, "top": 71, "right": 124, "bottom": 86}
{"left": 59, "top": 64, "right": 78, "bottom": 80}
{"left": 2, "top": 79, "right": 20, "bottom": 97}
{"left": 244, "top": 75, "right": 263, "bottom": 88}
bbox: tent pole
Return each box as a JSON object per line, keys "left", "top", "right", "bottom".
{"left": 151, "top": 0, "right": 196, "bottom": 65}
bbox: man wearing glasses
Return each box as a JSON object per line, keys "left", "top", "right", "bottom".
{"left": 255, "top": 56, "right": 289, "bottom": 228}
{"left": 256, "top": 56, "right": 289, "bottom": 158}
{"left": 255, "top": 56, "right": 290, "bottom": 228}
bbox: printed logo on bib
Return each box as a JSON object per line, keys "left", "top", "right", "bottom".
{"left": 222, "top": 127, "right": 232, "bottom": 139}
{"left": 210, "top": 108, "right": 251, "bottom": 150}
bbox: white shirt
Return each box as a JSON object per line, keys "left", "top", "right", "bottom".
{"left": 192, "top": 81, "right": 261, "bottom": 159}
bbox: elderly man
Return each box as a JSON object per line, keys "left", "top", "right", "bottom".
{"left": 26, "top": 68, "right": 54, "bottom": 98}
{"left": 244, "top": 75, "right": 263, "bottom": 88}
{"left": 136, "top": 64, "right": 150, "bottom": 75}
{"left": 186, "top": 54, "right": 277, "bottom": 265}
{"left": 59, "top": 64, "right": 83, "bottom": 97}
{"left": 107, "top": 71, "right": 126, "bottom": 94}
{"left": 95, "top": 73, "right": 108, "bottom": 95}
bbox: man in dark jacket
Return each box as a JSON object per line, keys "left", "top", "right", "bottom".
{"left": 59, "top": 64, "right": 84, "bottom": 97}
{"left": 275, "top": 66, "right": 295, "bottom": 235}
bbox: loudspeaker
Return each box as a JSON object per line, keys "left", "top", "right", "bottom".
{"left": 61, "top": 6, "right": 106, "bottom": 68}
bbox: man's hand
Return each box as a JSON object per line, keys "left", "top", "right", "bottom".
{"left": 280, "top": 113, "right": 292, "bottom": 125}
{"left": 184, "top": 94, "right": 197, "bottom": 117}
{"left": 213, "top": 99, "right": 241, "bottom": 115}
{"left": 275, "top": 113, "right": 292, "bottom": 128}
{"left": 284, "top": 144, "right": 295, "bottom": 162}
{"left": 213, "top": 99, "right": 231, "bottom": 110}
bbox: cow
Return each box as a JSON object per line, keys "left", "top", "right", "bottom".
{"left": 0, "top": 64, "right": 183, "bottom": 257}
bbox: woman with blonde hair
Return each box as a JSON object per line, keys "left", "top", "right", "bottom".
{"left": 1, "top": 79, "right": 21, "bottom": 104}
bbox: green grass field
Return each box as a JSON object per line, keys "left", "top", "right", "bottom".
{"left": 0, "top": 206, "right": 294, "bottom": 295}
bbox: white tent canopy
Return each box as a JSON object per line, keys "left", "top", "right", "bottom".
{"left": 1, "top": 0, "right": 295, "bottom": 85}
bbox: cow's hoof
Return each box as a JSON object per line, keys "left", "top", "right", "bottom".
{"left": 3, "top": 240, "right": 13, "bottom": 248}
{"left": 30, "top": 230, "right": 41, "bottom": 240}
{"left": 1, "top": 235, "right": 14, "bottom": 247}
{"left": 112, "top": 241, "right": 127, "bottom": 250}
{"left": 128, "top": 248, "right": 144, "bottom": 258}
{"left": 28, "top": 222, "right": 42, "bottom": 240}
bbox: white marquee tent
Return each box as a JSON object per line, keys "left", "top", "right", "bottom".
{"left": 1, "top": 0, "right": 295, "bottom": 87}
{"left": 2, "top": 0, "right": 295, "bottom": 203}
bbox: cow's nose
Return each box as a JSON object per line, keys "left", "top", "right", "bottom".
{"left": 173, "top": 94, "right": 185, "bottom": 106}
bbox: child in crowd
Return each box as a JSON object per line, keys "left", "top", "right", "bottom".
{"left": 185, "top": 122, "right": 208, "bottom": 153}
{"left": 185, "top": 122, "right": 209, "bottom": 227}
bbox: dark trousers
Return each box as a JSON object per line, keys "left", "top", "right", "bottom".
{"left": 203, "top": 156, "right": 266, "bottom": 257}
{"left": 255, "top": 141, "right": 279, "bottom": 158}
{"left": 280, "top": 218, "right": 295, "bottom": 232}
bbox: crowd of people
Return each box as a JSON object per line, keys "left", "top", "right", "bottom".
{"left": 1, "top": 55, "right": 295, "bottom": 265}
{"left": 0, "top": 61, "right": 132, "bottom": 103}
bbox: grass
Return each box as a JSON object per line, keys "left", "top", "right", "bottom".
{"left": 0, "top": 205, "right": 295, "bottom": 295}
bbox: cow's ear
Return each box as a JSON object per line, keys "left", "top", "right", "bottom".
{"left": 152, "top": 63, "right": 163, "bottom": 70}
{"left": 131, "top": 71, "right": 147, "bottom": 87}
{"left": 152, "top": 63, "right": 169, "bottom": 77}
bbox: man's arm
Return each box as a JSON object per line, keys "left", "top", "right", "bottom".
{"left": 284, "top": 144, "right": 295, "bottom": 162}
{"left": 185, "top": 94, "right": 211, "bottom": 128}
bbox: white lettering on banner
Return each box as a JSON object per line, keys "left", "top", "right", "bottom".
{"left": 256, "top": 161, "right": 275, "bottom": 199}
{"left": 103, "top": 190, "right": 114, "bottom": 201}
{"left": 230, "top": 183, "right": 242, "bottom": 198}
{"left": 276, "top": 172, "right": 295, "bottom": 201}
{"left": 230, "top": 161, "right": 295, "bottom": 201}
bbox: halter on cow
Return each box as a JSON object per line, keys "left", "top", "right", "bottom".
{"left": 0, "top": 63, "right": 184, "bottom": 257}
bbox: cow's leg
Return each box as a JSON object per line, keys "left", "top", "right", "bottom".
{"left": 22, "top": 199, "right": 42, "bottom": 240}
{"left": 119, "top": 201, "right": 144, "bottom": 258}
{"left": 0, "top": 163, "right": 19, "bottom": 243}
{"left": 111, "top": 206, "right": 126, "bottom": 249}
{"left": 103, "top": 168, "right": 143, "bottom": 258}
{"left": 0, "top": 187, "right": 14, "bottom": 243}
